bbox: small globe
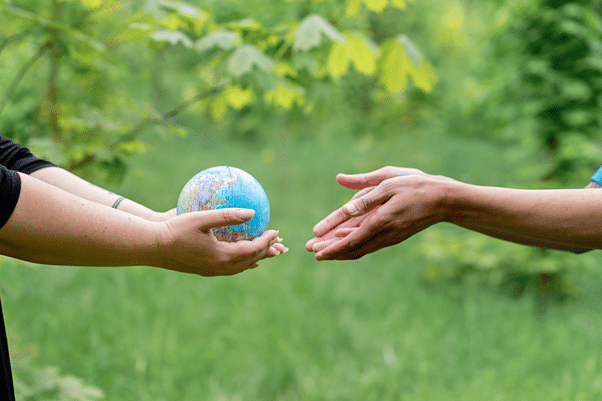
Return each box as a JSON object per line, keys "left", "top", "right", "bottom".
{"left": 176, "top": 166, "right": 270, "bottom": 242}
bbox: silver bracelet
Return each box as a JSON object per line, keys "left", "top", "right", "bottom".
{"left": 112, "top": 196, "right": 126, "bottom": 209}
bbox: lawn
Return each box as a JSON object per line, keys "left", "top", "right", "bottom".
{"left": 2, "top": 125, "right": 602, "bottom": 400}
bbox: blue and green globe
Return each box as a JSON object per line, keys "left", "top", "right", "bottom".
{"left": 176, "top": 166, "right": 270, "bottom": 242}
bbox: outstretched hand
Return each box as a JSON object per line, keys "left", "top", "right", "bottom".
{"left": 306, "top": 167, "right": 449, "bottom": 260}
{"left": 156, "top": 208, "right": 287, "bottom": 276}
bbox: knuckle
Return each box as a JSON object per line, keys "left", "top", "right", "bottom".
{"left": 355, "top": 197, "right": 369, "bottom": 212}
{"left": 381, "top": 179, "right": 395, "bottom": 192}
{"left": 383, "top": 166, "right": 396, "bottom": 176}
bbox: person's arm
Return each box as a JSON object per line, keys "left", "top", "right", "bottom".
{"left": 450, "top": 179, "right": 600, "bottom": 254}
{"left": 444, "top": 183, "right": 602, "bottom": 250}
{"left": 30, "top": 166, "right": 173, "bottom": 222}
{"left": 0, "top": 172, "right": 281, "bottom": 275}
{"left": 307, "top": 167, "right": 602, "bottom": 260}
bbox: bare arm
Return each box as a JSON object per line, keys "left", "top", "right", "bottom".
{"left": 444, "top": 183, "right": 602, "bottom": 250}
{"left": 451, "top": 181, "right": 600, "bottom": 253}
{"left": 307, "top": 167, "right": 602, "bottom": 260}
{"left": 0, "top": 172, "right": 281, "bottom": 275}
{"left": 30, "top": 166, "right": 170, "bottom": 221}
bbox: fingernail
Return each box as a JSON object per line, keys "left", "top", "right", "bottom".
{"left": 344, "top": 202, "right": 359, "bottom": 216}
{"left": 237, "top": 209, "right": 255, "bottom": 219}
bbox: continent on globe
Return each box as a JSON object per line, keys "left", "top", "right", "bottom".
{"left": 176, "top": 166, "right": 270, "bottom": 242}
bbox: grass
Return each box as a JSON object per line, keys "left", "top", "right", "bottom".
{"left": 2, "top": 125, "right": 602, "bottom": 400}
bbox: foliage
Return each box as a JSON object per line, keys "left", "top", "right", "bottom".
{"left": 0, "top": 0, "right": 437, "bottom": 182}
{"left": 481, "top": 0, "right": 602, "bottom": 184}
{"left": 417, "top": 226, "right": 598, "bottom": 308}
{"left": 409, "top": 0, "right": 602, "bottom": 302}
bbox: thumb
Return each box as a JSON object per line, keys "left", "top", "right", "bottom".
{"left": 196, "top": 208, "right": 255, "bottom": 231}
{"left": 337, "top": 167, "right": 424, "bottom": 190}
{"left": 342, "top": 186, "right": 387, "bottom": 217}
{"left": 336, "top": 168, "right": 394, "bottom": 190}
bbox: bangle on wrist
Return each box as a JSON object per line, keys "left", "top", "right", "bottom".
{"left": 112, "top": 196, "right": 126, "bottom": 209}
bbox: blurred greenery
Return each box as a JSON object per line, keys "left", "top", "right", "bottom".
{"left": 2, "top": 0, "right": 602, "bottom": 399}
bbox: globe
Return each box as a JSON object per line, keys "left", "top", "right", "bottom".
{"left": 176, "top": 166, "right": 270, "bottom": 242}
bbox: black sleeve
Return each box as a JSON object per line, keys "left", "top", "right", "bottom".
{"left": 0, "top": 135, "right": 56, "bottom": 229}
{"left": 0, "top": 136, "right": 55, "bottom": 174}
{"left": 0, "top": 166, "right": 21, "bottom": 229}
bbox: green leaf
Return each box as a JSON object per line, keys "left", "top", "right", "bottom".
{"left": 397, "top": 35, "right": 422, "bottom": 66}
{"left": 364, "top": 0, "right": 388, "bottom": 12}
{"left": 327, "top": 41, "right": 350, "bottom": 77}
{"left": 227, "top": 44, "right": 274, "bottom": 77}
{"left": 196, "top": 30, "right": 241, "bottom": 52}
{"left": 159, "top": 1, "right": 206, "bottom": 21}
{"left": 327, "top": 32, "right": 378, "bottom": 77}
{"left": 378, "top": 36, "right": 437, "bottom": 94}
{"left": 118, "top": 23, "right": 154, "bottom": 42}
{"left": 224, "top": 85, "right": 255, "bottom": 109}
{"left": 151, "top": 30, "right": 193, "bottom": 47}
{"left": 158, "top": 1, "right": 208, "bottom": 33}
{"left": 346, "top": 0, "right": 410, "bottom": 16}
{"left": 264, "top": 81, "right": 305, "bottom": 109}
{"left": 379, "top": 38, "right": 410, "bottom": 93}
{"left": 293, "top": 14, "right": 346, "bottom": 52}
{"left": 292, "top": 52, "right": 321, "bottom": 77}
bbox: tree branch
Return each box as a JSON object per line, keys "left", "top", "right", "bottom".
{"left": 65, "top": 81, "right": 229, "bottom": 172}
{"left": 125, "top": 81, "right": 230, "bottom": 141}
{"left": 0, "top": 28, "right": 37, "bottom": 56}
{"left": 0, "top": 43, "right": 48, "bottom": 117}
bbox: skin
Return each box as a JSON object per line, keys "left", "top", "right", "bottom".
{"left": 306, "top": 166, "right": 599, "bottom": 261}
{"left": 0, "top": 167, "right": 288, "bottom": 276}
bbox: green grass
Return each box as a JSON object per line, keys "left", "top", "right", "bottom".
{"left": 2, "top": 126, "right": 602, "bottom": 400}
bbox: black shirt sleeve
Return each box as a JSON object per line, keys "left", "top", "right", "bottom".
{"left": 0, "top": 167, "right": 21, "bottom": 230}
{"left": 0, "top": 135, "right": 56, "bottom": 229}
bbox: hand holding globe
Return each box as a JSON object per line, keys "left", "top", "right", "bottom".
{"left": 177, "top": 166, "right": 271, "bottom": 242}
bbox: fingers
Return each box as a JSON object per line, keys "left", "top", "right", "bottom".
{"left": 312, "top": 188, "right": 386, "bottom": 238}
{"left": 336, "top": 169, "right": 392, "bottom": 189}
{"left": 336, "top": 167, "right": 424, "bottom": 190}
{"left": 197, "top": 208, "right": 255, "bottom": 231}
{"left": 305, "top": 237, "right": 317, "bottom": 251}
{"left": 315, "top": 229, "right": 364, "bottom": 261}
{"left": 267, "top": 236, "right": 288, "bottom": 257}
{"left": 351, "top": 186, "right": 375, "bottom": 200}
{"left": 312, "top": 207, "right": 353, "bottom": 238}
{"left": 268, "top": 242, "right": 289, "bottom": 257}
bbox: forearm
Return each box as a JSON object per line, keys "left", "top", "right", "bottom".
{"left": 30, "top": 167, "right": 157, "bottom": 219}
{"left": 453, "top": 222, "right": 591, "bottom": 253}
{"left": 443, "top": 180, "right": 602, "bottom": 250}
{"left": 0, "top": 173, "right": 159, "bottom": 266}
{"left": 450, "top": 181, "right": 600, "bottom": 253}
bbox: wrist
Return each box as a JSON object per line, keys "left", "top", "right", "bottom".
{"left": 435, "top": 178, "right": 465, "bottom": 224}
{"left": 137, "top": 221, "right": 169, "bottom": 268}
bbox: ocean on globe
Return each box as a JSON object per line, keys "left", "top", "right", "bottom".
{"left": 176, "top": 166, "right": 270, "bottom": 242}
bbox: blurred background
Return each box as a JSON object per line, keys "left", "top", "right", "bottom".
{"left": 2, "top": 0, "right": 602, "bottom": 399}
